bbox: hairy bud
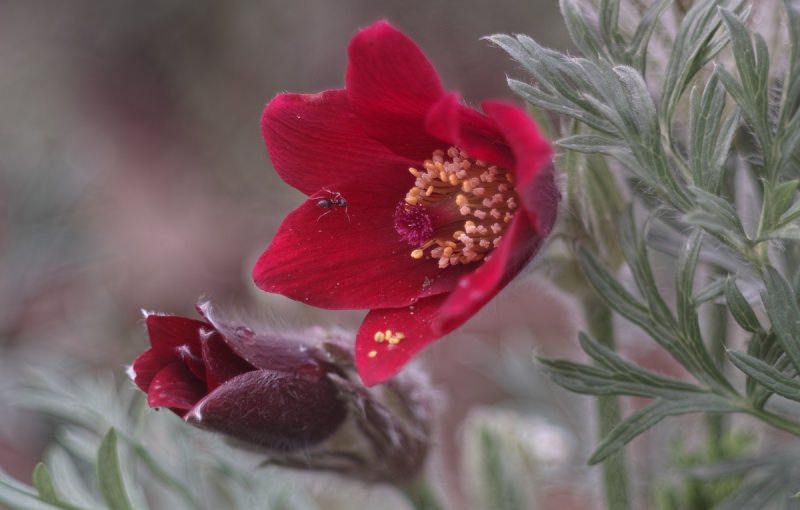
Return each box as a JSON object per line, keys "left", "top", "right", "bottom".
{"left": 129, "top": 301, "right": 434, "bottom": 482}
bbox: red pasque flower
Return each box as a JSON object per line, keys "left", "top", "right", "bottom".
{"left": 253, "top": 21, "right": 557, "bottom": 386}
{"left": 128, "top": 303, "right": 347, "bottom": 450}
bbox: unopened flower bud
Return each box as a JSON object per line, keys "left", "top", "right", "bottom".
{"left": 129, "top": 302, "right": 436, "bottom": 482}
{"left": 128, "top": 302, "right": 347, "bottom": 451}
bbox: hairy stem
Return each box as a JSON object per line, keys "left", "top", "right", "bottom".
{"left": 585, "top": 297, "right": 631, "bottom": 510}
{"left": 706, "top": 284, "right": 729, "bottom": 459}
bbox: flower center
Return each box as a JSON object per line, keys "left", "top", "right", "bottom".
{"left": 393, "top": 147, "right": 518, "bottom": 269}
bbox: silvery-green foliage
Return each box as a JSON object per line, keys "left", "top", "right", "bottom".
{"left": 0, "top": 369, "right": 411, "bottom": 510}
{"left": 460, "top": 407, "right": 573, "bottom": 510}
{"left": 495, "top": 0, "right": 800, "bottom": 504}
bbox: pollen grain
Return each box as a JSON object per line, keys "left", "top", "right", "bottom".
{"left": 396, "top": 147, "right": 518, "bottom": 269}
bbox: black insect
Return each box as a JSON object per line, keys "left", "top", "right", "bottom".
{"left": 311, "top": 189, "right": 350, "bottom": 222}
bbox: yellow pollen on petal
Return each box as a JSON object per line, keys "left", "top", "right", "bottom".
{"left": 402, "top": 146, "right": 519, "bottom": 269}
{"left": 368, "top": 350, "right": 378, "bottom": 358}
{"left": 373, "top": 329, "right": 406, "bottom": 346}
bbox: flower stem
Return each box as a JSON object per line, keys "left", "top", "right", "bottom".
{"left": 399, "top": 476, "right": 445, "bottom": 510}
{"left": 583, "top": 297, "right": 631, "bottom": 510}
{"left": 706, "top": 288, "right": 729, "bottom": 459}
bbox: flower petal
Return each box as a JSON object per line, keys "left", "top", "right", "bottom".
{"left": 425, "top": 94, "right": 515, "bottom": 169}
{"left": 197, "top": 302, "right": 322, "bottom": 373}
{"left": 200, "top": 330, "right": 254, "bottom": 391}
{"left": 346, "top": 21, "right": 444, "bottom": 159}
{"left": 146, "top": 362, "right": 207, "bottom": 415}
{"left": 253, "top": 184, "right": 470, "bottom": 310}
{"left": 354, "top": 294, "right": 448, "bottom": 386}
{"left": 481, "top": 101, "right": 557, "bottom": 235}
{"left": 263, "top": 90, "right": 414, "bottom": 196}
{"left": 355, "top": 215, "right": 546, "bottom": 386}
{"left": 145, "top": 315, "right": 207, "bottom": 359}
{"left": 129, "top": 348, "right": 163, "bottom": 392}
{"left": 186, "top": 369, "right": 346, "bottom": 450}
{"left": 434, "top": 214, "right": 543, "bottom": 334}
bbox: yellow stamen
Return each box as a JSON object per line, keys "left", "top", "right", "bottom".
{"left": 401, "top": 146, "right": 519, "bottom": 269}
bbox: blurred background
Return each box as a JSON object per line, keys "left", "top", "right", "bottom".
{"left": 0, "top": 1, "right": 601, "bottom": 508}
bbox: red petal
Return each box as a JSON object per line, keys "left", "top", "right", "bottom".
{"left": 425, "top": 94, "right": 515, "bottom": 169}
{"left": 354, "top": 216, "right": 546, "bottom": 387}
{"left": 146, "top": 362, "right": 207, "bottom": 416}
{"left": 346, "top": 21, "right": 444, "bottom": 159}
{"left": 198, "top": 302, "right": 322, "bottom": 373}
{"left": 253, "top": 183, "right": 470, "bottom": 309}
{"left": 481, "top": 101, "right": 557, "bottom": 235}
{"left": 186, "top": 370, "right": 346, "bottom": 450}
{"left": 129, "top": 348, "right": 164, "bottom": 392}
{"left": 262, "top": 90, "right": 414, "bottom": 196}
{"left": 200, "top": 331, "right": 254, "bottom": 391}
{"left": 145, "top": 315, "right": 207, "bottom": 359}
{"left": 354, "top": 294, "right": 448, "bottom": 386}
{"left": 434, "top": 215, "right": 542, "bottom": 334}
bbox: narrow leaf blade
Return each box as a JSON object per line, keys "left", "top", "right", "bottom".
{"left": 96, "top": 429, "right": 135, "bottom": 510}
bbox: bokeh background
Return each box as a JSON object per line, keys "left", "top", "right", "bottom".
{"left": 0, "top": 1, "right": 602, "bottom": 508}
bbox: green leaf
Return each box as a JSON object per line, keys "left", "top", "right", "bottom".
{"left": 766, "top": 223, "right": 800, "bottom": 241}
{"left": 31, "top": 465, "right": 59, "bottom": 507}
{"left": 540, "top": 356, "right": 703, "bottom": 400}
{"left": 598, "top": 0, "right": 623, "bottom": 57}
{"left": 767, "top": 180, "right": 800, "bottom": 233}
{"left": 96, "top": 429, "right": 136, "bottom": 510}
{"left": 767, "top": 180, "right": 798, "bottom": 227}
{"left": 659, "top": 0, "right": 740, "bottom": 122}
{"left": 628, "top": 0, "right": 671, "bottom": 73}
{"left": 778, "top": 197, "right": 800, "bottom": 226}
{"left": 559, "top": 0, "right": 605, "bottom": 60}
{"left": 124, "top": 438, "right": 202, "bottom": 510}
{"left": 44, "top": 449, "right": 100, "bottom": 510}
{"left": 676, "top": 230, "right": 703, "bottom": 341}
{"left": 685, "top": 187, "right": 749, "bottom": 251}
{"left": 579, "top": 247, "right": 651, "bottom": 328}
{"left": 579, "top": 244, "right": 685, "bottom": 360}
{"left": 578, "top": 333, "right": 705, "bottom": 395}
{"left": 0, "top": 470, "right": 63, "bottom": 510}
{"left": 687, "top": 73, "right": 738, "bottom": 192}
{"left": 30, "top": 465, "right": 86, "bottom": 510}
{"left": 727, "top": 350, "right": 800, "bottom": 402}
{"left": 776, "top": 119, "right": 800, "bottom": 176}
{"left": 556, "top": 134, "right": 626, "bottom": 154}
{"left": 694, "top": 276, "right": 727, "bottom": 304}
{"left": 718, "top": 8, "right": 772, "bottom": 160}
{"left": 619, "top": 209, "right": 676, "bottom": 331}
{"left": 675, "top": 231, "right": 732, "bottom": 393}
{"left": 761, "top": 266, "right": 800, "bottom": 375}
{"left": 490, "top": 34, "right": 617, "bottom": 135}
{"left": 780, "top": 0, "right": 800, "bottom": 127}
{"left": 724, "top": 277, "right": 762, "bottom": 332}
{"left": 588, "top": 395, "right": 742, "bottom": 465}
